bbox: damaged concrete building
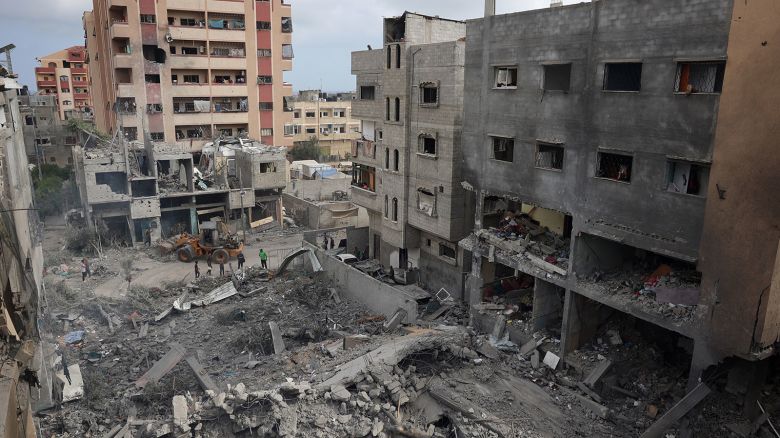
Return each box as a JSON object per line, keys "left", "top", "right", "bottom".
{"left": 350, "top": 12, "right": 472, "bottom": 296}
{"left": 73, "top": 136, "right": 287, "bottom": 244}
{"left": 19, "top": 94, "right": 81, "bottom": 168}
{"left": 459, "top": 0, "right": 779, "bottom": 419}
{"left": 0, "top": 74, "right": 48, "bottom": 436}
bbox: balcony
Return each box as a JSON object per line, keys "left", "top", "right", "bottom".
{"left": 210, "top": 84, "right": 248, "bottom": 97}
{"left": 172, "top": 112, "right": 212, "bottom": 124}
{"left": 207, "top": 14, "right": 246, "bottom": 31}
{"left": 37, "top": 80, "right": 56, "bottom": 87}
{"left": 207, "top": 29, "right": 248, "bottom": 43}
{"left": 170, "top": 83, "right": 211, "bottom": 97}
{"left": 169, "top": 55, "right": 209, "bottom": 69}
{"left": 114, "top": 54, "right": 133, "bottom": 68}
{"left": 168, "top": 26, "right": 207, "bottom": 41}
{"left": 210, "top": 57, "right": 247, "bottom": 70}
{"left": 35, "top": 67, "right": 55, "bottom": 74}
{"left": 111, "top": 21, "right": 131, "bottom": 38}
{"left": 74, "top": 93, "right": 90, "bottom": 100}
{"left": 71, "top": 67, "right": 87, "bottom": 74}
{"left": 206, "top": 0, "right": 245, "bottom": 14}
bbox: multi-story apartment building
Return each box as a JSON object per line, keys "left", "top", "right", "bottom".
{"left": 19, "top": 94, "right": 81, "bottom": 167}
{"left": 83, "top": 0, "right": 294, "bottom": 150}
{"left": 0, "top": 74, "right": 51, "bottom": 430}
{"left": 460, "top": 0, "right": 779, "bottom": 408}
{"left": 350, "top": 13, "right": 472, "bottom": 294}
{"left": 289, "top": 90, "right": 360, "bottom": 161}
{"left": 34, "top": 46, "right": 93, "bottom": 121}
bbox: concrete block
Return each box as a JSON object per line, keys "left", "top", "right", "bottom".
{"left": 173, "top": 395, "right": 189, "bottom": 431}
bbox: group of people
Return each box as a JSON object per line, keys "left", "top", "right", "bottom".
{"left": 193, "top": 248, "right": 269, "bottom": 279}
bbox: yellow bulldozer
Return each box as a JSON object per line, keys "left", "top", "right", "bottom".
{"left": 174, "top": 219, "right": 244, "bottom": 264}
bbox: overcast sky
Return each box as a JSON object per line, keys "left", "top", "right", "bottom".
{"left": 0, "top": 0, "right": 572, "bottom": 92}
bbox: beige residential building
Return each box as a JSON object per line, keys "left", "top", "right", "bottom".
{"left": 34, "top": 46, "right": 93, "bottom": 121}
{"left": 83, "top": 0, "right": 294, "bottom": 151}
{"left": 289, "top": 90, "right": 360, "bottom": 161}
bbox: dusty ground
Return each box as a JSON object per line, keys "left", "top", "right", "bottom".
{"left": 35, "top": 222, "right": 780, "bottom": 438}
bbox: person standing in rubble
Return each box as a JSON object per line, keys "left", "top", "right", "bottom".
{"left": 237, "top": 252, "right": 245, "bottom": 270}
{"left": 80, "top": 259, "right": 88, "bottom": 282}
{"left": 258, "top": 248, "right": 268, "bottom": 269}
{"left": 144, "top": 228, "right": 151, "bottom": 247}
{"left": 206, "top": 252, "right": 213, "bottom": 276}
{"left": 219, "top": 260, "right": 225, "bottom": 277}
{"left": 194, "top": 261, "right": 200, "bottom": 279}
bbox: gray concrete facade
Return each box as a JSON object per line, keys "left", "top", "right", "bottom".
{"left": 351, "top": 12, "right": 471, "bottom": 293}
{"left": 463, "top": 0, "right": 732, "bottom": 261}
{"left": 459, "top": 0, "right": 736, "bottom": 388}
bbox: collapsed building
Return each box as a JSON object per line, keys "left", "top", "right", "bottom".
{"left": 345, "top": 0, "right": 780, "bottom": 433}
{"left": 72, "top": 136, "right": 288, "bottom": 244}
{"left": 458, "top": 0, "right": 779, "bottom": 425}
{"left": 0, "top": 71, "right": 48, "bottom": 435}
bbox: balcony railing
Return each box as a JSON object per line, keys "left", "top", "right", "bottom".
{"left": 210, "top": 48, "right": 246, "bottom": 58}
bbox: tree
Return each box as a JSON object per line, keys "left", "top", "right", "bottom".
{"left": 289, "top": 136, "right": 321, "bottom": 161}
{"left": 31, "top": 164, "right": 79, "bottom": 218}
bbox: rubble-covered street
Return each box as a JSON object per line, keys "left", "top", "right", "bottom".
{"left": 33, "top": 225, "right": 627, "bottom": 438}
{"left": 33, "top": 220, "right": 780, "bottom": 438}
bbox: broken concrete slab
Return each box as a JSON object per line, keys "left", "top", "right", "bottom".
{"left": 543, "top": 351, "right": 560, "bottom": 370}
{"left": 135, "top": 343, "right": 187, "bottom": 388}
{"left": 573, "top": 392, "right": 609, "bottom": 418}
{"left": 317, "top": 328, "right": 461, "bottom": 389}
{"left": 640, "top": 383, "right": 712, "bottom": 438}
{"left": 185, "top": 355, "right": 219, "bottom": 393}
{"left": 490, "top": 315, "right": 506, "bottom": 340}
{"left": 269, "top": 321, "right": 285, "bottom": 354}
{"left": 173, "top": 395, "right": 189, "bottom": 432}
{"left": 56, "top": 364, "right": 84, "bottom": 402}
{"left": 383, "top": 309, "right": 407, "bottom": 332}
{"left": 519, "top": 338, "right": 538, "bottom": 356}
{"left": 276, "top": 247, "right": 323, "bottom": 275}
{"left": 577, "top": 382, "right": 603, "bottom": 403}
{"left": 530, "top": 350, "right": 540, "bottom": 369}
{"left": 174, "top": 282, "right": 237, "bottom": 311}
{"left": 477, "top": 342, "right": 499, "bottom": 360}
{"left": 583, "top": 359, "right": 612, "bottom": 388}
{"left": 343, "top": 334, "right": 370, "bottom": 350}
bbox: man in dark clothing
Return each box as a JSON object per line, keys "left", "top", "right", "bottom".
{"left": 237, "top": 252, "right": 245, "bottom": 270}
{"left": 194, "top": 261, "right": 200, "bottom": 279}
{"left": 219, "top": 261, "right": 225, "bottom": 277}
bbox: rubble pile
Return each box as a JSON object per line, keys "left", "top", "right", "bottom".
{"left": 582, "top": 262, "right": 702, "bottom": 322}
{"left": 478, "top": 212, "right": 571, "bottom": 271}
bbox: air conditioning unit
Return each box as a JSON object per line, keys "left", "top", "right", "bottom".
{"left": 165, "top": 32, "right": 173, "bottom": 43}
{"left": 199, "top": 46, "right": 205, "bottom": 54}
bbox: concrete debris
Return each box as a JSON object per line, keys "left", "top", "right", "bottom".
{"left": 57, "top": 364, "right": 84, "bottom": 402}
{"left": 382, "top": 308, "right": 407, "bottom": 332}
{"left": 38, "top": 231, "right": 773, "bottom": 438}
{"left": 173, "top": 281, "right": 237, "bottom": 311}
{"left": 543, "top": 351, "right": 560, "bottom": 370}
{"left": 172, "top": 395, "right": 189, "bottom": 432}
{"left": 135, "top": 343, "right": 187, "bottom": 388}
{"left": 269, "top": 321, "right": 286, "bottom": 354}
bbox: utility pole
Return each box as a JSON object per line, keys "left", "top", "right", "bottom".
{"left": 240, "top": 189, "right": 246, "bottom": 243}
{"left": 31, "top": 107, "right": 42, "bottom": 180}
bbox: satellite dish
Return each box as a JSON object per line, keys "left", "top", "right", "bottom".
{"left": 165, "top": 33, "right": 173, "bottom": 43}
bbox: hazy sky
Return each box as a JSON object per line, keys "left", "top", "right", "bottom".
{"left": 0, "top": 0, "right": 572, "bottom": 92}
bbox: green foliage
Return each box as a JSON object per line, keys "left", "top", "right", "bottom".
{"left": 66, "top": 118, "right": 110, "bottom": 141}
{"left": 31, "top": 164, "right": 78, "bottom": 218}
{"left": 289, "top": 136, "right": 321, "bottom": 161}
